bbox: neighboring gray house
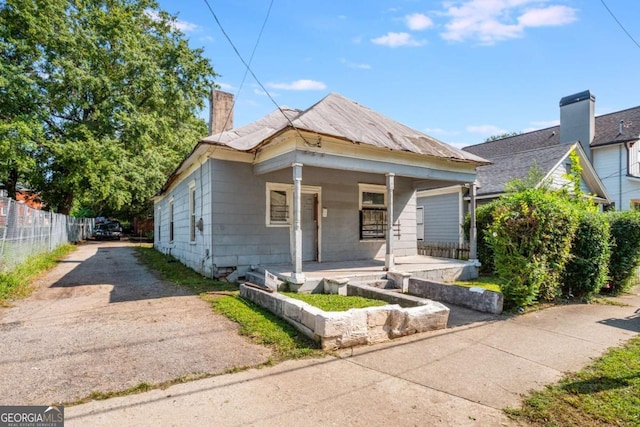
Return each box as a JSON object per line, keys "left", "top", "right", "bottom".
{"left": 417, "top": 90, "right": 620, "bottom": 245}
{"left": 153, "top": 92, "right": 489, "bottom": 282}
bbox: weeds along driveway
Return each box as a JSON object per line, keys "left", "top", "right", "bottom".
{"left": 0, "top": 241, "right": 272, "bottom": 405}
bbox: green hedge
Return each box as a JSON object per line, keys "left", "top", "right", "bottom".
{"left": 606, "top": 211, "right": 640, "bottom": 294}
{"left": 463, "top": 200, "right": 501, "bottom": 274}
{"left": 561, "top": 212, "right": 611, "bottom": 300}
{"left": 487, "top": 188, "right": 579, "bottom": 308}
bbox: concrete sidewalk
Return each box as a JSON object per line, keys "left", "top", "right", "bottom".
{"left": 66, "top": 288, "right": 640, "bottom": 426}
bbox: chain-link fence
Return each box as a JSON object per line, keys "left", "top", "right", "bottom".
{"left": 0, "top": 197, "right": 94, "bottom": 273}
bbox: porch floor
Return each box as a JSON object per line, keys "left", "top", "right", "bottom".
{"left": 264, "top": 255, "right": 476, "bottom": 283}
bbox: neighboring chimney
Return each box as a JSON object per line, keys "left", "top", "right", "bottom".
{"left": 209, "top": 89, "right": 234, "bottom": 134}
{"left": 559, "top": 90, "right": 595, "bottom": 160}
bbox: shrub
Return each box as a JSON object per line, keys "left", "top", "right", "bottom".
{"left": 561, "top": 212, "right": 611, "bottom": 300}
{"left": 606, "top": 211, "right": 640, "bottom": 294}
{"left": 463, "top": 200, "right": 501, "bottom": 274}
{"left": 488, "top": 188, "right": 579, "bottom": 308}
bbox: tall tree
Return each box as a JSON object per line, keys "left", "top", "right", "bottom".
{"left": 0, "top": 0, "right": 216, "bottom": 215}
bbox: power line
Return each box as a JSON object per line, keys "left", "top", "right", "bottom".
{"left": 600, "top": 0, "right": 640, "bottom": 50}
{"left": 201, "top": 0, "right": 312, "bottom": 145}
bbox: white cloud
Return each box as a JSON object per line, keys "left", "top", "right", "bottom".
{"left": 522, "top": 119, "right": 560, "bottom": 132}
{"left": 145, "top": 10, "right": 198, "bottom": 33}
{"left": 467, "top": 124, "right": 508, "bottom": 135}
{"left": 371, "top": 32, "right": 426, "bottom": 47}
{"left": 267, "top": 79, "right": 327, "bottom": 91}
{"left": 200, "top": 35, "right": 215, "bottom": 43}
{"left": 518, "top": 6, "right": 577, "bottom": 27}
{"left": 440, "top": 1, "right": 578, "bottom": 44}
{"left": 406, "top": 13, "right": 434, "bottom": 31}
{"left": 340, "top": 58, "right": 372, "bottom": 70}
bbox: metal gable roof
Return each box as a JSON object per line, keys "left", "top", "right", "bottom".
{"left": 202, "top": 93, "right": 489, "bottom": 165}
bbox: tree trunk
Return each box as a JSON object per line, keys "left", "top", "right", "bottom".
{"left": 56, "top": 192, "right": 74, "bottom": 215}
{"left": 6, "top": 167, "right": 18, "bottom": 200}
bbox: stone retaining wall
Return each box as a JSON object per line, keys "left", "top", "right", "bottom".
{"left": 240, "top": 284, "right": 449, "bottom": 350}
{"left": 408, "top": 278, "right": 503, "bottom": 314}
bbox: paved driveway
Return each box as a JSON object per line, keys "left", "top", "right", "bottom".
{"left": 0, "top": 241, "right": 271, "bottom": 405}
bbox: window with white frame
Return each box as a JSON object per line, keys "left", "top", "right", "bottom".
{"left": 629, "top": 141, "right": 640, "bottom": 177}
{"left": 157, "top": 207, "right": 161, "bottom": 242}
{"left": 169, "top": 199, "right": 174, "bottom": 242}
{"left": 359, "top": 183, "right": 387, "bottom": 240}
{"left": 266, "top": 183, "right": 291, "bottom": 226}
{"left": 189, "top": 183, "right": 196, "bottom": 242}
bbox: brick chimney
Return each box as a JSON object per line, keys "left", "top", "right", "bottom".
{"left": 209, "top": 89, "right": 234, "bottom": 134}
{"left": 559, "top": 90, "right": 595, "bottom": 160}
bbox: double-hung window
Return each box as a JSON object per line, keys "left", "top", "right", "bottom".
{"left": 266, "top": 183, "right": 291, "bottom": 226}
{"left": 169, "top": 199, "right": 174, "bottom": 242}
{"left": 359, "top": 184, "right": 387, "bottom": 240}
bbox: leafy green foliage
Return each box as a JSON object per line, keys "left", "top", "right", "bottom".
{"left": 463, "top": 200, "right": 502, "bottom": 274}
{"left": 488, "top": 188, "right": 579, "bottom": 308}
{"left": 0, "top": 0, "right": 216, "bottom": 215}
{"left": 561, "top": 212, "right": 611, "bottom": 301}
{"left": 606, "top": 211, "right": 640, "bottom": 294}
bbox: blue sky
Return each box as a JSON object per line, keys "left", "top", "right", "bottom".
{"left": 155, "top": 0, "right": 640, "bottom": 148}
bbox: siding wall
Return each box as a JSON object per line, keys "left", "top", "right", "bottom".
{"left": 154, "top": 159, "right": 214, "bottom": 276}
{"left": 156, "top": 159, "right": 419, "bottom": 277}
{"left": 417, "top": 191, "right": 462, "bottom": 244}
{"left": 594, "top": 145, "right": 640, "bottom": 210}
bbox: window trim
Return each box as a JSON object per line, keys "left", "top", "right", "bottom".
{"left": 358, "top": 183, "right": 387, "bottom": 241}
{"left": 157, "top": 207, "right": 161, "bottom": 242}
{"left": 266, "top": 182, "right": 292, "bottom": 227}
{"left": 358, "top": 183, "right": 387, "bottom": 210}
{"left": 189, "top": 182, "right": 196, "bottom": 243}
{"left": 629, "top": 141, "right": 640, "bottom": 177}
{"left": 169, "top": 198, "right": 174, "bottom": 243}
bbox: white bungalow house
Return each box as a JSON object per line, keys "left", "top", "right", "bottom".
{"left": 153, "top": 92, "right": 489, "bottom": 282}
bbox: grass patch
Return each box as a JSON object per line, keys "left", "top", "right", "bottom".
{"left": 134, "top": 246, "right": 236, "bottom": 293}
{"left": 0, "top": 244, "right": 77, "bottom": 306}
{"left": 202, "top": 293, "right": 321, "bottom": 360}
{"left": 506, "top": 336, "right": 640, "bottom": 426}
{"left": 135, "top": 247, "right": 322, "bottom": 361}
{"left": 453, "top": 275, "right": 502, "bottom": 293}
{"left": 281, "top": 292, "right": 387, "bottom": 311}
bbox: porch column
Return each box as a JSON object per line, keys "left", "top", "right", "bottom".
{"left": 291, "top": 163, "right": 305, "bottom": 283}
{"left": 385, "top": 173, "right": 395, "bottom": 271}
{"left": 468, "top": 181, "right": 478, "bottom": 263}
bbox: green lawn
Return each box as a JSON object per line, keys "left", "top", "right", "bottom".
{"left": 506, "top": 336, "right": 640, "bottom": 426}
{"left": 135, "top": 246, "right": 322, "bottom": 361}
{"left": 281, "top": 292, "right": 388, "bottom": 311}
{"left": 453, "top": 275, "right": 502, "bottom": 293}
{"left": 0, "top": 244, "right": 77, "bottom": 306}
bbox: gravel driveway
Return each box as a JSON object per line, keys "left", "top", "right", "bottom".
{"left": 0, "top": 241, "right": 271, "bottom": 405}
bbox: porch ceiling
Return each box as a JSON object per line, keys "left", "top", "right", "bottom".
{"left": 253, "top": 150, "right": 477, "bottom": 183}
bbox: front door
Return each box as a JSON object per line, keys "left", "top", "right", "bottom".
{"left": 301, "top": 193, "right": 318, "bottom": 261}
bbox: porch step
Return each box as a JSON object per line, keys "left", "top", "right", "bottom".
{"left": 349, "top": 279, "right": 398, "bottom": 290}
{"left": 245, "top": 269, "right": 286, "bottom": 291}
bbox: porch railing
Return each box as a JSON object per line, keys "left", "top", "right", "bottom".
{"left": 417, "top": 241, "right": 469, "bottom": 260}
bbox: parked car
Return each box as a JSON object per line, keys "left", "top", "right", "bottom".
{"left": 94, "top": 221, "right": 123, "bottom": 240}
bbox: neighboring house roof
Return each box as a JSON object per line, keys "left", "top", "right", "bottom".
{"left": 474, "top": 144, "right": 572, "bottom": 197}
{"left": 464, "top": 104, "right": 640, "bottom": 158}
{"left": 202, "top": 93, "right": 489, "bottom": 164}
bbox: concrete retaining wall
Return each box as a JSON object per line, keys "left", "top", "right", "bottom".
{"left": 240, "top": 284, "right": 449, "bottom": 350}
{"left": 408, "top": 278, "right": 503, "bottom": 314}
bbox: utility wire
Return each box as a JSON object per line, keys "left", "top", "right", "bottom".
{"left": 600, "top": 0, "right": 640, "bottom": 50}
{"left": 202, "top": 0, "right": 312, "bottom": 145}
{"left": 218, "top": 0, "right": 274, "bottom": 134}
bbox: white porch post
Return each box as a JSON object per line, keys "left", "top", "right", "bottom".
{"left": 385, "top": 173, "right": 395, "bottom": 271}
{"left": 468, "top": 181, "right": 478, "bottom": 263}
{"left": 291, "top": 163, "right": 305, "bottom": 283}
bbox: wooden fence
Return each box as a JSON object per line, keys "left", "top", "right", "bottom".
{"left": 417, "top": 241, "right": 470, "bottom": 260}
